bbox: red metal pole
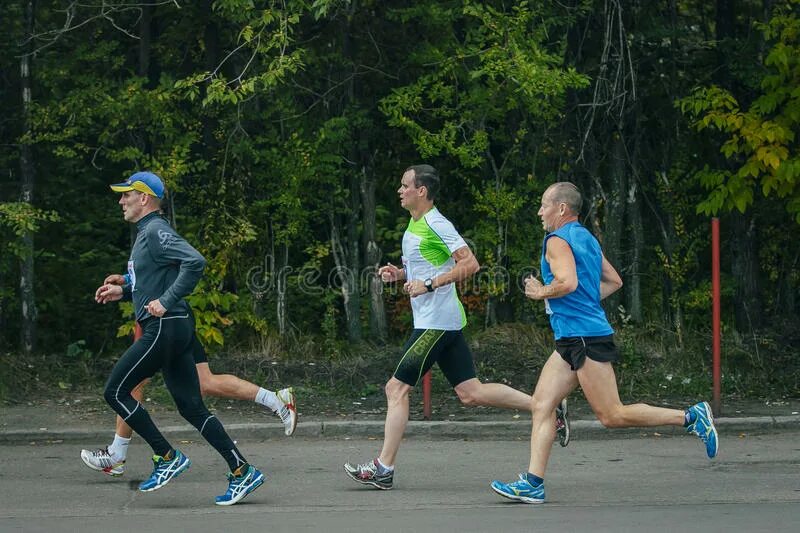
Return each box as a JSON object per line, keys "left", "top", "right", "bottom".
{"left": 711, "top": 218, "right": 721, "bottom": 416}
{"left": 422, "top": 370, "right": 432, "bottom": 419}
{"left": 134, "top": 322, "right": 143, "bottom": 341}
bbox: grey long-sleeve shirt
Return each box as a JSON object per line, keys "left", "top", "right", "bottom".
{"left": 121, "top": 211, "right": 206, "bottom": 321}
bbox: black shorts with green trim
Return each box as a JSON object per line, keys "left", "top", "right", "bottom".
{"left": 393, "top": 329, "right": 477, "bottom": 387}
{"left": 555, "top": 334, "right": 620, "bottom": 371}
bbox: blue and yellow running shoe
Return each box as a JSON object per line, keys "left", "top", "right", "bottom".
{"left": 215, "top": 464, "right": 264, "bottom": 506}
{"left": 490, "top": 474, "right": 545, "bottom": 504}
{"left": 138, "top": 450, "right": 191, "bottom": 492}
{"left": 686, "top": 401, "right": 719, "bottom": 458}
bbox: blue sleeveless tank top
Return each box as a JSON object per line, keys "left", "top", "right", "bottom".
{"left": 540, "top": 221, "right": 614, "bottom": 339}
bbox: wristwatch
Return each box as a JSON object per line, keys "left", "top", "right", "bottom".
{"left": 424, "top": 278, "right": 435, "bottom": 292}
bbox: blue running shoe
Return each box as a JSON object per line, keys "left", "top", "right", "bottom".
{"left": 138, "top": 450, "right": 191, "bottom": 492}
{"left": 490, "top": 474, "right": 545, "bottom": 504}
{"left": 215, "top": 465, "right": 264, "bottom": 506}
{"left": 686, "top": 401, "right": 719, "bottom": 458}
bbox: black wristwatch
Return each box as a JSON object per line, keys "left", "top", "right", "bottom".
{"left": 424, "top": 278, "right": 435, "bottom": 292}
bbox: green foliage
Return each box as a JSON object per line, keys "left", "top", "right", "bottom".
{"left": 65, "top": 339, "right": 92, "bottom": 360}
{"left": 380, "top": 1, "right": 589, "bottom": 167}
{"left": 378, "top": 2, "right": 588, "bottom": 314}
{"left": 189, "top": 285, "right": 238, "bottom": 348}
{"left": 0, "top": 202, "right": 60, "bottom": 256}
{"left": 175, "top": 1, "right": 306, "bottom": 106}
{"left": 0, "top": 202, "right": 60, "bottom": 236}
{"left": 116, "top": 302, "right": 136, "bottom": 339}
{"left": 0, "top": 0, "right": 797, "bottom": 402}
{"left": 678, "top": 1, "right": 800, "bottom": 221}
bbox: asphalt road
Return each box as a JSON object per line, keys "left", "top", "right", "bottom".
{"left": 1, "top": 431, "right": 799, "bottom": 532}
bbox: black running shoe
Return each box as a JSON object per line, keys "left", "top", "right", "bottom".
{"left": 344, "top": 459, "right": 394, "bottom": 490}
{"left": 555, "top": 398, "right": 571, "bottom": 447}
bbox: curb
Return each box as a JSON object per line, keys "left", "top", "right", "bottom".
{"left": 1, "top": 415, "right": 798, "bottom": 445}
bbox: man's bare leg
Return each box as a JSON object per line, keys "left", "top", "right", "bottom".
{"left": 577, "top": 358, "right": 684, "bottom": 427}
{"left": 489, "top": 351, "right": 578, "bottom": 503}
{"left": 111, "top": 364, "right": 293, "bottom": 439}
{"left": 195, "top": 362, "right": 257, "bottom": 400}
{"left": 343, "top": 377, "right": 410, "bottom": 490}
{"left": 453, "top": 378, "right": 532, "bottom": 411}
{"left": 527, "top": 352, "right": 579, "bottom": 477}
{"left": 378, "top": 378, "right": 413, "bottom": 467}
{"left": 195, "top": 362, "right": 297, "bottom": 436}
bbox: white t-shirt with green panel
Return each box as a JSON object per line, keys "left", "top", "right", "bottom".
{"left": 402, "top": 207, "right": 468, "bottom": 331}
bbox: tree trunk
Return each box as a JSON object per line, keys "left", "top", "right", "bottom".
{"left": 331, "top": 216, "right": 360, "bottom": 341}
{"left": 361, "top": 166, "right": 386, "bottom": 341}
{"left": 337, "top": 2, "right": 361, "bottom": 342}
{"left": 19, "top": 0, "right": 36, "bottom": 354}
{"left": 730, "top": 212, "right": 762, "bottom": 331}
{"left": 484, "top": 151, "right": 508, "bottom": 328}
{"left": 603, "top": 131, "right": 627, "bottom": 317}
{"left": 0, "top": 254, "right": 8, "bottom": 349}
{"left": 714, "top": 0, "right": 762, "bottom": 333}
{"left": 625, "top": 182, "right": 643, "bottom": 323}
{"left": 132, "top": 4, "right": 156, "bottom": 245}
{"left": 139, "top": 5, "right": 152, "bottom": 81}
{"left": 776, "top": 250, "right": 797, "bottom": 315}
{"left": 345, "top": 173, "right": 362, "bottom": 341}
{"left": 276, "top": 242, "right": 288, "bottom": 337}
{"left": 201, "top": 0, "right": 220, "bottom": 153}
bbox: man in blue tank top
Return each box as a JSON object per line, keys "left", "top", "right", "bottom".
{"left": 490, "top": 182, "right": 719, "bottom": 504}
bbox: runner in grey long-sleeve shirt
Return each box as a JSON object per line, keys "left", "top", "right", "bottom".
{"left": 95, "top": 171, "right": 264, "bottom": 506}
{"left": 121, "top": 210, "right": 205, "bottom": 322}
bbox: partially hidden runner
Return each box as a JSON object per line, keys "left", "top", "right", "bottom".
{"left": 81, "top": 289, "right": 296, "bottom": 477}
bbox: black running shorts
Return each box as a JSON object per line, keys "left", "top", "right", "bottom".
{"left": 394, "top": 329, "right": 477, "bottom": 387}
{"left": 555, "top": 334, "right": 620, "bottom": 370}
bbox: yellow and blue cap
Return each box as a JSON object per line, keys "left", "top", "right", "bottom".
{"left": 110, "top": 171, "right": 165, "bottom": 199}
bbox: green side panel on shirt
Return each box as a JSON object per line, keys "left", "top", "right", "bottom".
{"left": 456, "top": 293, "right": 467, "bottom": 328}
{"left": 407, "top": 216, "right": 451, "bottom": 267}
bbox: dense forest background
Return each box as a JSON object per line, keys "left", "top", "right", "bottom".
{"left": 1, "top": 1, "right": 798, "bottom": 400}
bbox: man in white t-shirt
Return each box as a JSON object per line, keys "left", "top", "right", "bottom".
{"left": 344, "top": 164, "right": 568, "bottom": 490}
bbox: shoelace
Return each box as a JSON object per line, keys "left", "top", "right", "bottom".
{"left": 357, "top": 462, "right": 377, "bottom": 478}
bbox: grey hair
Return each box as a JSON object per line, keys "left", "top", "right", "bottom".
{"left": 546, "top": 182, "right": 582, "bottom": 215}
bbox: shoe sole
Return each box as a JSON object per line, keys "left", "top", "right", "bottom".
{"left": 343, "top": 465, "right": 393, "bottom": 490}
{"left": 557, "top": 398, "right": 570, "bottom": 448}
{"left": 80, "top": 452, "right": 124, "bottom": 477}
{"left": 285, "top": 409, "right": 297, "bottom": 437}
{"left": 215, "top": 472, "right": 265, "bottom": 506}
{"left": 139, "top": 457, "right": 192, "bottom": 492}
{"left": 490, "top": 483, "right": 544, "bottom": 504}
{"left": 279, "top": 389, "right": 298, "bottom": 437}
{"left": 699, "top": 401, "right": 719, "bottom": 459}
